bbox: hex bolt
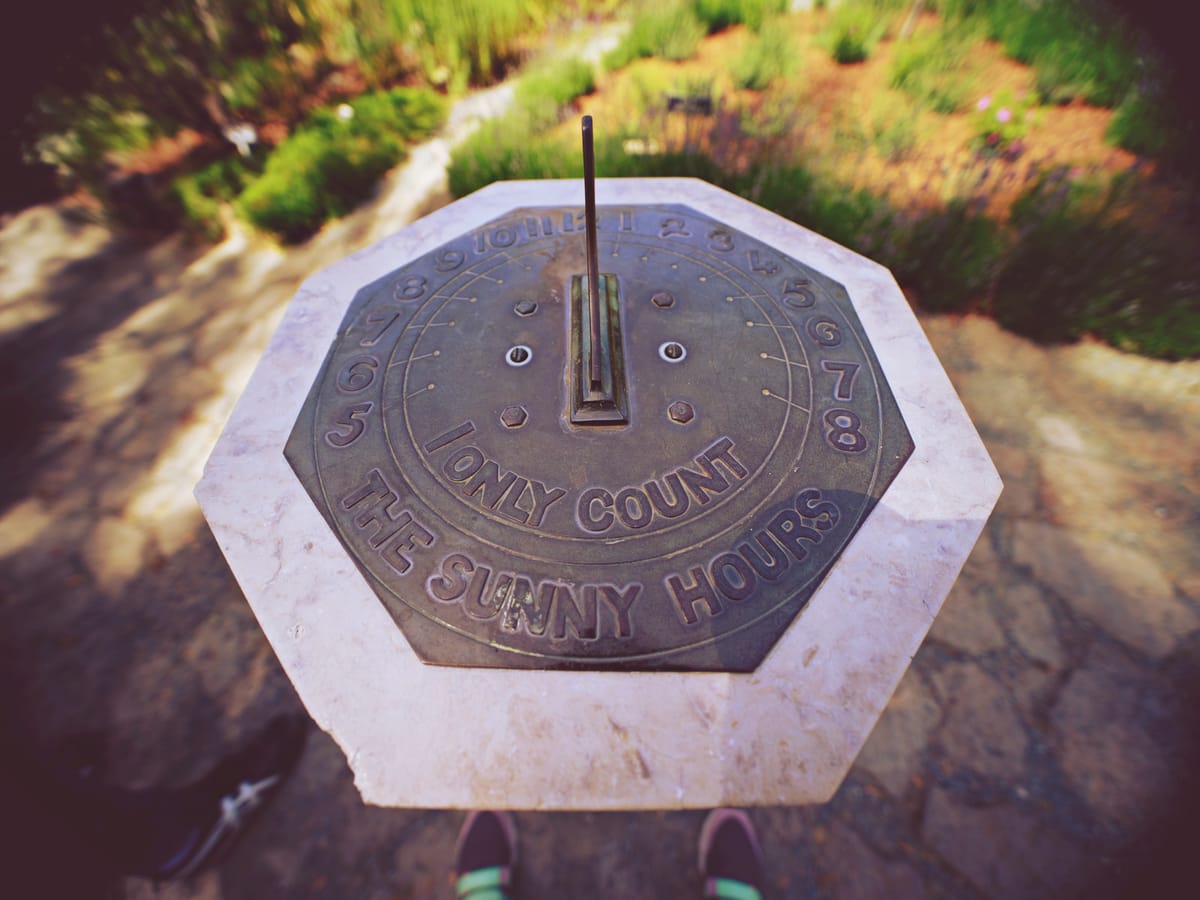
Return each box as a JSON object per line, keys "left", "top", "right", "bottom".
{"left": 668, "top": 401, "right": 695, "bottom": 425}
{"left": 500, "top": 405, "right": 528, "bottom": 429}
{"left": 514, "top": 300, "right": 538, "bottom": 316}
{"left": 651, "top": 291, "right": 675, "bottom": 309}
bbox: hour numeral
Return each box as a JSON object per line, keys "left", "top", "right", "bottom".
{"left": 434, "top": 248, "right": 465, "bottom": 271}
{"left": 806, "top": 318, "right": 842, "bottom": 348}
{"left": 394, "top": 275, "right": 427, "bottom": 301}
{"left": 337, "top": 356, "right": 380, "bottom": 393}
{"left": 747, "top": 250, "right": 779, "bottom": 275}
{"left": 659, "top": 217, "right": 691, "bottom": 238}
{"left": 707, "top": 228, "right": 734, "bottom": 252}
{"left": 782, "top": 279, "right": 816, "bottom": 308}
{"left": 820, "top": 360, "right": 860, "bottom": 401}
{"left": 325, "top": 402, "right": 374, "bottom": 448}
{"left": 359, "top": 311, "right": 401, "bottom": 347}
{"left": 824, "top": 408, "right": 867, "bottom": 453}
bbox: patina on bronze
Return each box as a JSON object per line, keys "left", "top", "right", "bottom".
{"left": 284, "top": 122, "right": 914, "bottom": 672}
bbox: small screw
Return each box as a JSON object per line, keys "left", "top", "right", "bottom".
{"left": 515, "top": 300, "right": 538, "bottom": 316}
{"left": 651, "top": 291, "right": 675, "bottom": 309}
{"left": 500, "top": 406, "right": 528, "bottom": 429}
{"left": 668, "top": 401, "right": 695, "bottom": 425}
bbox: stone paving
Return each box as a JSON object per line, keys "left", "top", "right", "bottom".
{"left": 2, "top": 89, "right": 1199, "bottom": 899}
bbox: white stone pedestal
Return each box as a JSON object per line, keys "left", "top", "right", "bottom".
{"left": 196, "top": 179, "right": 1001, "bottom": 809}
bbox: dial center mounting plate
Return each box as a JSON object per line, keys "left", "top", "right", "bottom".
{"left": 285, "top": 203, "right": 914, "bottom": 671}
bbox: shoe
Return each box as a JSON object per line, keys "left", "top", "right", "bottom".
{"left": 699, "top": 808, "right": 765, "bottom": 900}
{"left": 155, "top": 713, "right": 309, "bottom": 880}
{"left": 454, "top": 810, "right": 518, "bottom": 899}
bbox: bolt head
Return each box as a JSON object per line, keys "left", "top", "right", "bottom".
{"left": 668, "top": 401, "right": 695, "bottom": 424}
{"left": 514, "top": 300, "right": 538, "bottom": 316}
{"left": 651, "top": 291, "right": 676, "bottom": 309}
{"left": 500, "top": 405, "right": 528, "bottom": 428}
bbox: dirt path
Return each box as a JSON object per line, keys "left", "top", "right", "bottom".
{"left": 1, "top": 39, "right": 1198, "bottom": 899}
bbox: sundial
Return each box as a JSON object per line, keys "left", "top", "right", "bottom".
{"left": 284, "top": 120, "right": 913, "bottom": 672}
{"left": 196, "top": 127, "right": 1001, "bottom": 808}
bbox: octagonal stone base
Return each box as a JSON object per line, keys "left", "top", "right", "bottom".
{"left": 196, "top": 179, "right": 1001, "bottom": 809}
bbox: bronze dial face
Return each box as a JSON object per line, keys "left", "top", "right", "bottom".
{"left": 285, "top": 203, "right": 914, "bottom": 671}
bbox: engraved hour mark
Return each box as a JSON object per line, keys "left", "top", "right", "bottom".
{"left": 820, "top": 360, "right": 860, "bottom": 401}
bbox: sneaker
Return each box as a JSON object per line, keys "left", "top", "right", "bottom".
{"left": 699, "top": 808, "right": 765, "bottom": 900}
{"left": 454, "top": 810, "right": 518, "bottom": 900}
{"left": 155, "top": 713, "right": 309, "bottom": 880}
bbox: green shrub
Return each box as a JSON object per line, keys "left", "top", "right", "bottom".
{"left": 892, "top": 202, "right": 1008, "bottom": 312}
{"left": 692, "top": 0, "right": 788, "bottom": 32}
{"left": 731, "top": 20, "right": 796, "bottom": 90}
{"left": 827, "top": 4, "right": 887, "bottom": 64}
{"left": 170, "top": 155, "right": 263, "bottom": 242}
{"left": 994, "top": 170, "right": 1200, "bottom": 358}
{"left": 940, "top": 0, "right": 1139, "bottom": 107}
{"left": 239, "top": 88, "right": 445, "bottom": 243}
{"left": 381, "top": 0, "right": 558, "bottom": 88}
{"left": 172, "top": 174, "right": 225, "bottom": 242}
{"left": 889, "top": 26, "right": 973, "bottom": 113}
{"left": 604, "top": 2, "right": 707, "bottom": 70}
{"left": 971, "top": 87, "right": 1036, "bottom": 153}
{"left": 1106, "top": 88, "right": 1173, "bottom": 157}
{"left": 514, "top": 59, "right": 597, "bottom": 131}
{"left": 448, "top": 120, "right": 576, "bottom": 198}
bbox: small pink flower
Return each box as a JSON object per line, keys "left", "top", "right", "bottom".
{"left": 987, "top": 133, "right": 999, "bottom": 145}
{"left": 977, "top": 96, "right": 991, "bottom": 111}
{"left": 997, "top": 107, "right": 1012, "bottom": 123}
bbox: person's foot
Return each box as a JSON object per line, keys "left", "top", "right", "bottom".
{"left": 154, "top": 713, "right": 309, "bottom": 880}
{"left": 454, "top": 810, "right": 517, "bottom": 899}
{"left": 699, "top": 808, "right": 765, "bottom": 900}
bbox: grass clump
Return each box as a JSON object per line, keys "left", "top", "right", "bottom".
{"left": 940, "top": 0, "right": 1138, "bottom": 107}
{"left": 604, "top": 2, "right": 707, "bottom": 70}
{"left": 892, "top": 202, "right": 1008, "bottom": 312}
{"left": 239, "top": 88, "right": 445, "bottom": 243}
{"left": 1105, "top": 88, "right": 1174, "bottom": 158}
{"left": 693, "top": 0, "right": 788, "bottom": 32}
{"left": 514, "top": 59, "right": 597, "bottom": 131}
{"left": 889, "top": 25, "right": 974, "bottom": 113}
{"left": 731, "top": 20, "right": 797, "bottom": 90}
{"left": 171, "top": 155, "right": 263, "bottom": 242}
{"left": 826, "top": 2, "right": 889, "bottom": 64}
{"left": 993, "top": 171, "right": 1200, "bottom": 357}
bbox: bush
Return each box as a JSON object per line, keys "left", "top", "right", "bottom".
{"left": 1106, "top": 88, "right": 1173, "bottom": 158}
{"left": 693, "top": 0, "right": 788, "bottom": 32}
{"left": 170, "top": 155, "right": 263, "bottom": 242}
{"left": 889, "top": 26, "right": 974, "bottom": 113}
{"left": 892, "top": 202, "right": 1008, "bottom": 312}
{"left": 940, "top": 0, "right": 1139, "bottom": 107}
{"left": 971, "top": 87, "right": 1036, "bottom": 153}
{"left": 239, "top": 88, "right": 445, "bottom": 243}
{"left": 604, "top": 2, "right": 707, "bottom": 70}
{"left": 994, "top": 170, "right": 1200, "bottom": 358}
{"left": 827, "top": 4, "right": 887, "bottom": 64}
{"left": 731, "top": 20, "right": 797, "bottom": 90}
{"left": 514, "top": 60, "right": 596, "bottom": 131}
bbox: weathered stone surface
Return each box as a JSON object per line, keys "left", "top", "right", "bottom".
{"left": 1051, "top": 661, "right": 1173, "bottom": 830}
{"left": 930, "top": 662, "right": 1028, "bottom": 779}
{"left": 1012, "top": 521, "right": 1197, "bottom": 658}
{"left": 923, "top": 787, "right": 1091, "bottom": 899}
{"left": 81, "top": 515, "right": 149, "bottom": 593}
{"left": 929, "top": 579, "right": 1006, "bottom": 654}
{"left": 856, "top": 669, "right": 941, "bottom": 797}
{"left": 987, "top": 442, "right": 1038, "bottom": 517}
{"left": 993, "top": 582, "right": 1067, "bottom": 669}
{"left": 823, "top": 820, "right": 925, "bottom": 899}
{"left": 1035, "top": 414, "right": 1087, "bottom": 452}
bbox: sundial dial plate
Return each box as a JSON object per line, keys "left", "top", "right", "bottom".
{"left": 198, "top": 177, "right": 1003, "bottom": 807}
{"left": 286, "top": 200, "right": 914, "bottom": 671}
